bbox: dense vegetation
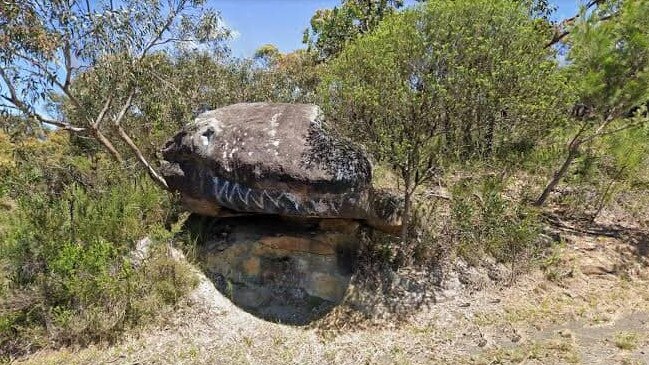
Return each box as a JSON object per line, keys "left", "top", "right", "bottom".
{"left": 1, "top": 0, "right": 648, "bottom": 360}
{"left": 0, "top": 132, "right": 197, "bottom": 357}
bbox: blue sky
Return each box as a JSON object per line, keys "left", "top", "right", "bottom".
{"left": 214, "top": 0, "right": 584, "bottom": 58}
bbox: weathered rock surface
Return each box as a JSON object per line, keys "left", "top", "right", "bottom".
{"left": 161, "top": 102, "right": 402, "bottom": 231}
{"left": 186, "top": 214, "right": 358, "bottom": 324}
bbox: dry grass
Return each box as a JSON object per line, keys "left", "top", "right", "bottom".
{"left": 466, "top": 338, "right": 581, "bottom": 365}
{"left": 614, "top": 332, "right": 642, "bottom": 351}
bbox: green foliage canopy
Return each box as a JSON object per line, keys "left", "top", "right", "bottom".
{"left": 320, "top": 0, "right": 573, "bottom": 247}
{"left": 303, "top": 0, "right": 404, "bottom": 62}
{"left": 568, "top": 0, "right": 649, "bottom": 120}
{"left": 0, "top": 0, "right": 230, "bottom": 188}
{"left": 535, "top": 0, "right": 649, "bottom": 206}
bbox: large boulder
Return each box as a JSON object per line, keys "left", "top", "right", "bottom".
{"left": 161, "top": 102, "right": 401, "bottom": 231}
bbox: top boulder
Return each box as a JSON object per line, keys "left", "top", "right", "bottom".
{"left": 161, "top": 103, "right": 400, "bottom": 230}
{"left": 162, "top": 102, "right": 371, "bottom": 190}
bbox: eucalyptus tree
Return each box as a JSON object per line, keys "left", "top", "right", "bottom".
{"left": 253, "top": 45, "right": 321, "bottom": 103}
{"left": 0, "top": 0, "right": 230, "bottom": 189}
{"left": 66, "top": 47, "right": 321, "bottom": 161}
{"left": 535, "top": 0, "right": 649, "bottom": 206}
{"left": 303, "top": 0, "right": 404, "bottom": 62}
{"left": 320, "top": 0, "right": 570, "bottom": 249}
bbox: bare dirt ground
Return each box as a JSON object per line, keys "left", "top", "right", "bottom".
{"left": 13, "top": 212, "right": 649, "bottom": 365}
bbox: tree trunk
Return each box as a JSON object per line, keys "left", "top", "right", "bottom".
{"left": 397, "top": 171, "right": 412, "bottom": 267}
{"left": 462, "top": 121, "right": 472, "bottom": 160}
{"left": 114, "top": 123, "right": 169, "bottom": 190}
{"left": 443, "top": 110, "right": 452, "bottom": 153}
{"left": 401, "top": 187, "right": 411, "bottom": 245}
{"left": 91, "top": 127, "right": 124, "bottom": 163}
{"left": 485, "top": 117, "right": 495, "bottom": 157}
{"left": 535, "top": 140, "right": 580, "bottom": 206}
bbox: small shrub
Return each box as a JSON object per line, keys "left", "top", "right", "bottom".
{"left": 539, "top": 242, "right": 570, "bottom": 282}
{"left": 449, "top": 176, "right": 542, "bottom": 267}
{"left": 614, "top": 332, "right": 641, "bottom": 351}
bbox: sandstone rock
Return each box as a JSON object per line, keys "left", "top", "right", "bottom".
{"left": 162, "top": 103, "right": 404, "bottom": 323}
{"left": 161, "top": 102, "right": 402, "bottom": 231}
{"left": 307, "top": 272, "right": 347, "bottom": 302}
{"left": 130, "top": 237, "right": 152, "bottom": 268}
{"left": 191, "top": 215, "right": 357, "bottom": 324}
{"left": 232, "top": 287, "right": 269, "bottom": 308}
{"left": 579, "top": 257, "right": 616, "bottom": 276}
{"left": 242, "top": 257, "right": 260, "bottom": 276}
{"left": 258, "top": 236, "right": 335, "bottom": 256}
{"left": 312, "top": 233, "right": 357, "bottom": 249}
{"left": 318, "top": 218, "right": 360, "bottom": 233}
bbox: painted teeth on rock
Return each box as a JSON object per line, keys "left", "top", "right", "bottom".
{"left": 279, "top": 193, "right": 300, "bottom": 213}
{"left": 212, "top": 176, "right": 226, "bottom": 206}
{"left": 237, "top": 184, "right": 251, "bottom": 206}
{"left": 226, "top": 181, "right": 238, "bottom": 203}
{"left": 218, "top": 179, "right": 229, "bottom": 201}
{"left": 304, "top": 199, "right": 318, "bottom": 215}
{"left": 210, "top": 174, "right": 354, "bottom": 217}
{"left": 329, "top": 199, "right": 339, "bottom": 214}
{"left": 249, "top": 190, "right": 264, "bottom": 210}
{"left": 262, "top": 190, "right": 278, "bottom": 210}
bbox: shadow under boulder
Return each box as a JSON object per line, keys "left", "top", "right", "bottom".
{"left": 184, "top": 214, "right": 360, "bottom": 325}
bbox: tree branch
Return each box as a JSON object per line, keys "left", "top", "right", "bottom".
{"left": 0, "top": 69, "right": 85, "bottom": 132}
{"left": 12, "top": 51, "right": 88, "bottom": 121}
{"left": 38, "top": 119, "right": 79, "bottom": 131}
{"left": 146, "top": 68, "right": 184, "bottom": 95}
{"left": 112, "top": 90, "right": 169, "bottom": 190}
{"left": 0, "top": 102, "right": 21, "bottom": 112}
{"left": 93, "top": 96, "right": 113, "bottom": 128}
{"left": 63, "top": 41, "right": 73, "bottom": 90}
{"left": 92, "top": 128, "right": 125, "bottom": 162}
{"left": 545, "top": 0, "right": 611, "bottom": 48}
{"left": 113, "top": 91, "right": 135, "bottom": 125}
{"left": 7, "top": 55, "right": 125, "bottom": 161}
{"left": 139, "top": 0, "right": 187, "bottom": 61}
{"left": 583, "top": 118, "right": 648, "bottom": 143}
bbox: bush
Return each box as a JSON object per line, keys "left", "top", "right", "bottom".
{"left": 449, "top": 176, "right": 542, "bottom": 266}
{"left": 0, "top": 132, "right": 196, "bottom": 360}
{"left": 0, "top": 179, "right": 196, "bottom": 359}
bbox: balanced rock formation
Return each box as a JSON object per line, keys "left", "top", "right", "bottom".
{"left": 161, "top": 102, "right": 402, "bottom": 231}
{"left": 161, "top": 103, "right": 402, "bottom": 323}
